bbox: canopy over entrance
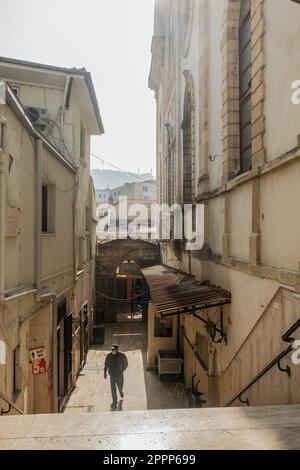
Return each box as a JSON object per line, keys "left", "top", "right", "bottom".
{"left": 142, "top": 265, "right": 231, "bottom": 315}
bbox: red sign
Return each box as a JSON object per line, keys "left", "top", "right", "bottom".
{"left": 32, "top": 358, "right": 47, "bottom": 375}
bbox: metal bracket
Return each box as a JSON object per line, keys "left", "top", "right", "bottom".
{"left": 238, "top": 395, "right": 250, "bottom": 406}
{"left": 277, "top": 359, "right": 291, "bottom": 376}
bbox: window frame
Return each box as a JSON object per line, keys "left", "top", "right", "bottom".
{"left": 80, "top": 121, "right": 86, "bottom": 164}
{"left": 239, "top": 2, "right": 252, "bottom": 174}
{"left": 42, "top": 183, "right": 56, "bottom": 234}
{"left": 154, "top": 314, "right": 173, "bottom": 338}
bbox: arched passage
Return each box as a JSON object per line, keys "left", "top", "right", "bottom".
{"left": 95, "top": 239, "right": 160, "bottom": 324}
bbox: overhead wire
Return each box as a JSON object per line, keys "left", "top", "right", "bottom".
{"left": 91, "top": 152, "right": 153, "bottom": 182}
{"left": 93, "top": 287, "right": 148, "bottom": 302}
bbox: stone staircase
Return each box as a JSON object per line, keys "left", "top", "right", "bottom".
{"left": 1, "top": 404, "right": 300, "bottom": 449}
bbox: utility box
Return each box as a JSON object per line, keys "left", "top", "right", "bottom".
{"left": 158, "top": 350, "right": 181, "bottom": 379}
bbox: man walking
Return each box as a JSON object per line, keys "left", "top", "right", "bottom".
{"left": 104, "top": 344, "right": 128, "bottom": 410}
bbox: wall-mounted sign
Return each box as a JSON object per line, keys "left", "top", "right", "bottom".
{"left": 6, "top": 206, "right": 21, "bottom": 237}
{"left": 32, "top": 358, "right": 47, "bottom": 375}
{"left": 29, "top": 346, "right": 45, "bottom": 363}
{"left": 0, "top": 340, "right": 6, "bottom": 364}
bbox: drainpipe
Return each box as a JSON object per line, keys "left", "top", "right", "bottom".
{"left": 61, "top": 75, "right": 70, "bottom": 153}
{"left": 35, "top": 139, "right": 42, "bottom": 295}
{"left": 73, "top": 174, "right": 79, "bottom": 284}
{"left": 0, "top": 114, "right": 8, "bottom": 305}
{"left": 40, "top": 293, "right": 58, "bottom": 413}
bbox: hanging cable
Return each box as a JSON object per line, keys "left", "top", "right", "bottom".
{"left": 93, "top": 287, "right": 148, "bottom": 302}
{"left": 91, "top": 152, "right": 152, "bottom": 182}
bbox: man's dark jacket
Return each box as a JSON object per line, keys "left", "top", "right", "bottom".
{"left": 104, "top": 351, "right": 128, "bottom": 377}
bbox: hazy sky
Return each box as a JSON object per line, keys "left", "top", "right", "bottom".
{"left": 0, "top": 0, "right": 156, "bottom": 174}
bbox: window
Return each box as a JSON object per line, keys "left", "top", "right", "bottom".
{"left": 239, "top": 0, "right": 252, "bottom": 173}
{"left": 154, "top": 315, "right": 173, "bottom": 337}
{"left": 143, "top": 186, "right": 148, "bottom": 192}
{"left": 42, "top": 184, "right": 55, "bottom": 233}
{"left": 181, "top": 76, "right": 194, "bottom": 204}
{"left": 42, "top": 185, "right": 48, "bottom": 232}
{"left": 85, "top": 207, "right": 90, "bottom": 232}
{"left": 10, "top": 85, "right": 20, "bottom": 98}
{"left": 80, "top": 122, "right": 86, "bottom": 162}
{"left": 78, "top": 237, "right": 85, "bottom": 268}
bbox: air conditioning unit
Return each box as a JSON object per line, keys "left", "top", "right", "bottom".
{"left": 25, "top": 106, "right": 48, "bottom": 130}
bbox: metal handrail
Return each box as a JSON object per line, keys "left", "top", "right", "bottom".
{"left": 0, "top": 391, "right": 24, "bottom": 415}
{"left": 225, "top": 318, "right": 300, "bottom": 407}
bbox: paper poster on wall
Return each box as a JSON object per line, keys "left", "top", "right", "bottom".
{"left": 0, "top": 340, "right": 6, "bottom": 364}
{"left": 29, "top": 346, "right": 45, "bottom": 363}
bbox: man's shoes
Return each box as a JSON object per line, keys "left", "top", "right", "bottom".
{"left": 117, "top": 400, "right": 123, "bottom": 411}
{"left": 120, "top": 390, "right": 124, "bottom": 399}
{"left": 110, "top": 403, "right": 117, "bottom": 411}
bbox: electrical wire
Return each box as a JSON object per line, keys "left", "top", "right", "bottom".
{"left": 91, "top": 152, "right": 153, "bottom": 182}
{"left": 42, "top": 162, "right": 78, "bottom": 193}
{"left": 26, "top": 108, "right": 77, "bottom": 167}
{"left": 93, "top": 287, "right": 148, "bottom": 302}
{"left": 26, "top": 110, "right": 155, "bottom": 182}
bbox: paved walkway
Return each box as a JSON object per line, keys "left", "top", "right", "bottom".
{"left": 1, "top": 405, "right": 300, "bottom": 449}
{"left": 64, "top": 322, "right": 185, "bottom": 414}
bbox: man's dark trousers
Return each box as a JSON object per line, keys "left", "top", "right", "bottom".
{"left": 110, "top": 374, "right": 124, "bottom": 407}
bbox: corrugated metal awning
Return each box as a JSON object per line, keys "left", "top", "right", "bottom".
{"left": 142, "top": 265, "right": 231, "bottom": 315}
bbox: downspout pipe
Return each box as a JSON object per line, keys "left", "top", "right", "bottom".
{"left": 73, "top": 175, "right": 79, "bottom": 284}
{"left": 40, "top": 292, "right": 58, "bottom": 413}
{"left": 35, "top": 143, "right": 59, "bottom": 412}
{"left": 35, "top": 139, "right": 42, "bottom": 294}
{"left": 61, "top": 75, "right": 70, "bottom": 152}
{"left": 0, "top": 113, "right": 8, "bottom": 304}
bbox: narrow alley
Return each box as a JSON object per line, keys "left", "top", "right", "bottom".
{"left": 64, "top": 322, "right": 185, "bottom": 414}
{"left": 1, "top": 0, "right": 300, "bottom": 457}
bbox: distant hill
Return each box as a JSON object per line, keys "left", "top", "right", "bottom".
{"left": 91, "top": 169, "right": 154, "bottom": 190}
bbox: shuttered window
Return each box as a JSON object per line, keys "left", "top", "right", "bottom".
{"left": 239, "top": 0, "right": 252, "bottom": 173}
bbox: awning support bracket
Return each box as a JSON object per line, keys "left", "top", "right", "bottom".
{"left": 161, "top": 303, "right": 228, "bottom": 345}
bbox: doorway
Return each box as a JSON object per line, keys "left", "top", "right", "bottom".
{"left": 115, "top": 260, "right": 148, "bottom": 323}
{"left": 57, "top": 300, "right": 73, "bottom": 410}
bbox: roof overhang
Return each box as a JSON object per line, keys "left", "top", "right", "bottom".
{"left": 142, "top": 265, "right": 231, "bottom": 315}
{"left": 0, "top": 56, "right": 104, "bottom": 135}
{"left": 4, "top": 83, "right": 77, "bottom": 173}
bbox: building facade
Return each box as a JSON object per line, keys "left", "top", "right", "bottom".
{"left": 0, "top": 57, "right": 103, "bottom": 414}
{"left": 96, "top": 179, "right": 157, "bottom": 240}
{"left": 96, "top": 186, "right": 111, "bottom": 204}
{"left": 149, "top": 0, "right": 300, "bottom": 407}
{"left": 110, "top": 180, "right": 157, "bottom": 202}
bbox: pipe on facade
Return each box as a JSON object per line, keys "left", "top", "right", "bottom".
{"left": 61, "top": 75, "right": 70, "bottom": 149}
{"left": 35, "top": 139, "right": 43, "bottom": 294}
{"left": 73, "top": 175, "right": 79, "bottom": 284}
{"left": 0, "top": 113, "right": 8, "bottom": 304}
